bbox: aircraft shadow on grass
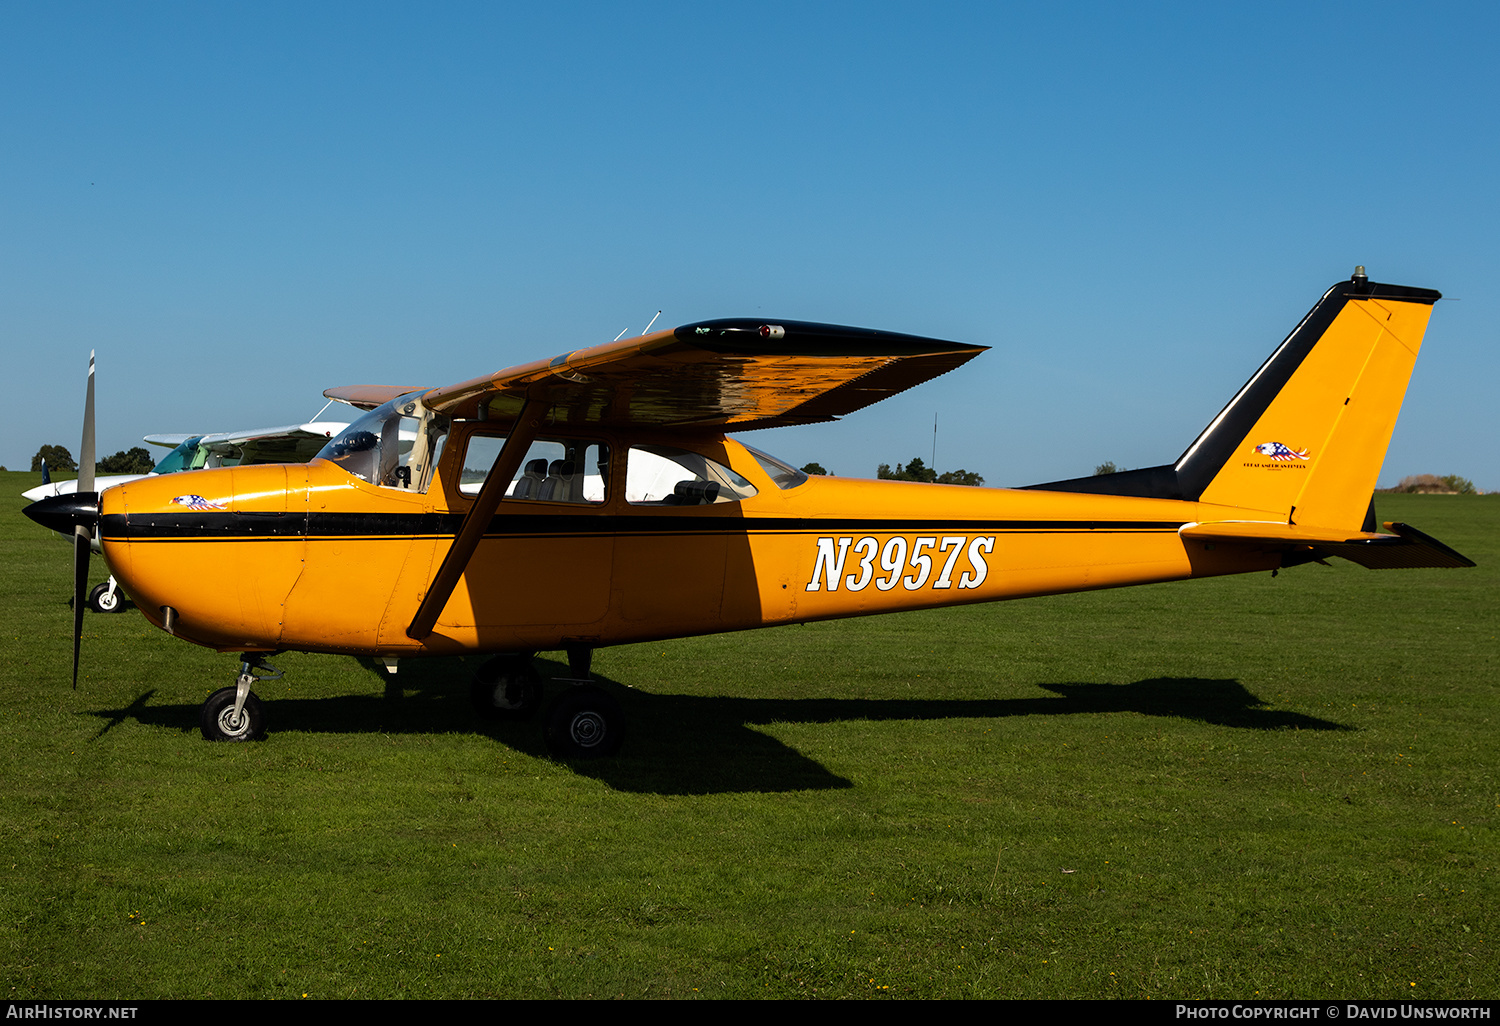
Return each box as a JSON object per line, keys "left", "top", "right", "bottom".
{"left": 84, "top": 657, "right": 1350, "bottom": 795}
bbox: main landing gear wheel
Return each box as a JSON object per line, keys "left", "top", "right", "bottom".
{"left": 544, "top": 685, "right": 624, "bottom": 759}
{"left": 200, "top": 686, "right": 266, "bottom": 742}
{"left": 471, "top": 655, "right": 543, "bottom": 720}
{"left": 87, "top": 581, "right": 122, "bottom": 614}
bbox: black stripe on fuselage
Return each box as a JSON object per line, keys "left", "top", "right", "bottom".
{"left": 101, "top": 510, "right": 1188, "bottom": 542}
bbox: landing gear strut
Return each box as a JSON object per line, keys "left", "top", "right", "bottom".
{"left": 200, "top": 655, "right": 279, "bottom": 742}
{"left": 475, "top": 647, "right": 626, "bottom": 758}
{"left": 545, "top": 645, "right": 624, "bottom": 758}
{"left": 471, "top": 652, "right": 543, "bottom": 719}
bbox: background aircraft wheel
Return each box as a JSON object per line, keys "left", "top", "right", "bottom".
{"left": 544, "top": 685, "right": 624, "bottom": 759}
{"left": 200, "top": 686, "right": 266, "bottom": 742}
{"left": 87, "top": 582, "right": 122, "bottom": 614}
{"left": 471, "top": 655, "right": 542, "bottom": 719}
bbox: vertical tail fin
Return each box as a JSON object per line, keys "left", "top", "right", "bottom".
{"left": 1028, "top": 270, "right": 1441, "bottom": 530}
{"left": 1184, "top": 270, "right": 1440, "bottom": 527}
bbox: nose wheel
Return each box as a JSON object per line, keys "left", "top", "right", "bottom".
{"left": 200, "top": 686, "right": 265, "bottom": 741}
{"left": 87, "top": 577, "right": 126, "bottom": 614}
{"left": 200, "top": 656, "right": 279, "bottom": 742}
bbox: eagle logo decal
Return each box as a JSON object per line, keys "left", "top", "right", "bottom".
{"left": 1252, "top": 442, "right": 1310, "bottom": 461}
{"left": 170, "top": 494, "right": 226, "bottom": 510}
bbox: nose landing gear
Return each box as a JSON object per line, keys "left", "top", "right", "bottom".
{"left": 200, "top": 655, "right": 279, "bottom": 742}
{"left": 87, "top": 577, "right": 126, "bottom": 614}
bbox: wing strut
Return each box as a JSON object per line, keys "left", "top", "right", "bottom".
{"left": 406, "top": 400, "right": 548, "bottom": 641}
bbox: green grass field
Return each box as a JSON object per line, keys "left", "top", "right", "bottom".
{"left": 1, "top": 473, "right": 1494, "bottom": 999}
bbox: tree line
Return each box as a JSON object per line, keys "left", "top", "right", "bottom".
{"left": 797, "top": 457, "right": 984, "bottom": 486}
{"left": 30, "top": 445, "right": 156, "bottom": 475}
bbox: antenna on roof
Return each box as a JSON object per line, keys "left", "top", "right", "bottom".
{"left": 613, "top": 311, "right": 664, "bottom": 342}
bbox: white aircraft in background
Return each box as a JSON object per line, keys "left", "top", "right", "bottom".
{"left": 24, "top": 419, "right": 348, "bottom": 612}
{"left": 24, "top": 420, "right": 352, "bottom": 501}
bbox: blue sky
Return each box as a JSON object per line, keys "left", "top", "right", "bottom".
{"left": 5, "top": 2, "right": 1496, "bottom": 489}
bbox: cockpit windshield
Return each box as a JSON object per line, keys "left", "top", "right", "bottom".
{"left": 151, "top": 436, "right": 206, "bottom": 475}
{"left": 317, "top": 395, "right": 445, "bottom": 492}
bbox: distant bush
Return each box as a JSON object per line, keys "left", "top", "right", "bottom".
{"left": 1382, "top": 474, "right": 1478, "bottom": 495}
{"left": 32, "top": 445, "right": 77, "bottom": 473}
{"left": 98, "top": 447, "right": 156, "bottom": 474}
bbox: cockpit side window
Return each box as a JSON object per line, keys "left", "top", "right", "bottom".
{"left": 457, "top": 435, "right": 609, "bottom": 504}
{"left": 744, "top": 445, "right": 809, "bottom": 490}
{"left": 151, "top": 436, "right": 205, "bottom": 475}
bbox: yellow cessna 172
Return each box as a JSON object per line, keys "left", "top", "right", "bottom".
{"left": 25, "top": 269, "right": 1473, "bottom": 757}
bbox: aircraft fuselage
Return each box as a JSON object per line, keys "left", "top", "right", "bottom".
{"left": 99, "top": 435, "right": 1277, "bottom": 657}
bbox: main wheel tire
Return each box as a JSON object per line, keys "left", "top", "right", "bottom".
{"left": 544, "top": 685, "right": 624, "bottom": 759}
{"left": 88, "top": 582, "right": 123, "bottom": 614}
{"left": 200, "top": 686, "right": 266, "bottom": 742}
{"left": 471, "top": 656, "right": 542, "bottom": 720}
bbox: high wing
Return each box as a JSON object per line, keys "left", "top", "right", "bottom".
{"left": 146, "top": 422, "right": 350, "bottom": 464}
{"left": 379, "top": 319, "right": 987, "bottom": 431}
{"left": 143, "top": 434, "right": 196, "bottom": 449}
{"left": 349, "top": 318, "right": 985, "bottom": 643}
{"left": 197, "top": 422, "right": 351, "bottom": 464}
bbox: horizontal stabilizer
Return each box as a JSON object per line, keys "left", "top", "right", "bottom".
{"left": 1331, "top": 522, "right": 1476, "bottom": 569}
{"left": 1181, "top": 520, "right": 1474, "bottom": 569}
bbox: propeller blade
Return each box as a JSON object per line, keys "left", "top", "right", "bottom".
{"left": 79, "top": 351, "right": 95, "bottom": 495}
{"left": 72, "top": 351, "right": 97, "bottom": 689}
{"left": 72, "top": 526, "right": 89, "bottom": 689}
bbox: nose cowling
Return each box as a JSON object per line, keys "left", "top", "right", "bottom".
{"left": 24, "top": 492, "right": 100, "bottom": 537}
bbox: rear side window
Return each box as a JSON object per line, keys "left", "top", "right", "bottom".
{"left": 626, "top": 445, "right": 757, "bottom": 505}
